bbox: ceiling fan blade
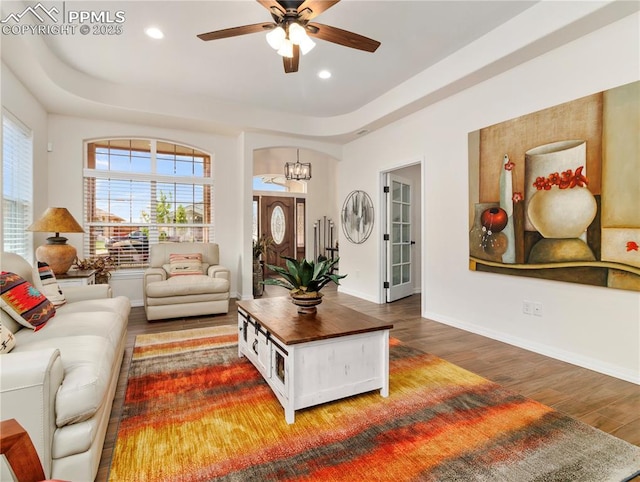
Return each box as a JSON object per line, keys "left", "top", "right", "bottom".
{"left": 307, "top": 23, "right": 380, "bottom": 52}
{"left": 297, "top": 0, "right": 340, "bottom": 20}
{"left": 256, "top": 0, "right": 286, "bottom": 21}
{"left": 197, "top": 22, "right": 274, "bottom": 41}
{"left": 283, "top": 45, "right": 300, "bottom": 73}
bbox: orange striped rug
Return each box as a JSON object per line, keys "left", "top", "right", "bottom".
{"left": 109, "top": 326, "right": 640, "bottom": 481}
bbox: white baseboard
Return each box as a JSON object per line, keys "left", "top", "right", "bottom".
{"left": 337, "top": 286, "right": 379, "bottom": 303}
{"left": 423, "top": 309, "right": 640, "bottom": 385}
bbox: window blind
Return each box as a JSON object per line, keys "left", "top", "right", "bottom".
{"left": 2, "top": 110, "right": 33, "bottom": 260}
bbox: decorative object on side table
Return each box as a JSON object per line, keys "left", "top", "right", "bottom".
{"left": 252, "top": 235, "right": 273, "bottom": 297}
{"left": 73, "top": 255, "right": 116, "bottom": 284}
{"left": 262, "top": 256, "right": 346, "bottom": 314}
{"left": 27, "top": 207, "right": 85, "bottom": 275}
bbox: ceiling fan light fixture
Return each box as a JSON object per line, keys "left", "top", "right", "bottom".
{"left": 299, "top": 35, "right": 316, "bottom": 55}
{"left": 288, "top": 22, "right": 307, "bottom": 45}
{"left": 266, "top": 26, "right": 285, "bottom": 50}
{"left": 277, "top": 38, "right": 294, "bottom": 58}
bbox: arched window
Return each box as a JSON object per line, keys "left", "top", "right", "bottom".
{"left": 84, "top": 139, "right": 213, "bottom": 268}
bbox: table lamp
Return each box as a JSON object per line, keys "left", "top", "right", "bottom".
{"left": 27, "top": 207, "right": 85, "bottom": 275}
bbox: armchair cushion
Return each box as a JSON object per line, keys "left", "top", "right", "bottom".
{"left": 146, "top": 275, "right": 229, "bottom": 297}
{"left": 1, "top": 272, "right": 55, "bottom": 331}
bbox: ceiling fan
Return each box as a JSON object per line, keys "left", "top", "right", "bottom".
{"left": 197, "top": 0, "right": 381, "bottom": 74}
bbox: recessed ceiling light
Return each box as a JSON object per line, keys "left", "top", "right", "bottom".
{"left": 145, "top": 27, "right": 164, "bottom": 39}
{"left": 318, "top": 70, "right": 332, "bottom": 79}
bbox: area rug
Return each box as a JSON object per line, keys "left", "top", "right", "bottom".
{"left": 109, "top": 326, "right": 640, "bottom": 481}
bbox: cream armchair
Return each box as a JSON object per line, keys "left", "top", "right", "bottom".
{"left": 143, "top": 243, "right": 230, "bottom": 321}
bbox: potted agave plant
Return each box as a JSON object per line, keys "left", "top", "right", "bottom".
{"left": 262, "top": 256, "right": 346, "bottom": 314}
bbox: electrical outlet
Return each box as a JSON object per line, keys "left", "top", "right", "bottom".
{"left": 533, "top": 302, "right": 543, "bottom": 317}
{"left": 522, "top": 301, "right": 533, "bottom": 315}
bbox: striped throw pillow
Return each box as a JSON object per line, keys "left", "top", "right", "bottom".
{"left": 37, "top": 261, "right": 66, "bottom": 307}
{"left": 169, "top": 253, "right": 204, "bottom": 276}
{"left": 0, "top": 271, "right": 55, "bottom": 331}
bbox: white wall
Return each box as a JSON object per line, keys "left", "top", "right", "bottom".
{"left": 339, "top": 13, "right": 640, "bottom": 383}
{"left": 46, "top": 115, "right": 241, "bottom": 303}
{"left": 1, "top": 63, "right": 49, "bottom": 263}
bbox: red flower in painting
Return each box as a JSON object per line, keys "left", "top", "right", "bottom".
{"left": 570, "top": 166, "right": 589, "bottom": 188}
{"left": 547, "top": 172, "right": 561, "bottom": 186}
{"left": 533, "top": 176, "right": 549, "bottom": 190}
{"left": 627, "top": 241, "right": 639, "bottom": 252}
{"left": 504, "top": 160, "right": 515, "bottom": 171}
{"left": 534, "top": 166, "right": 589, "bottom": 191}
{"left": 512, "top": 192, "right": 523, "bottom": 203}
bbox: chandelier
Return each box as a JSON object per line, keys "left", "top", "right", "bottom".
{"left": 284, "top": 149, "right": 312, "bottom": 181}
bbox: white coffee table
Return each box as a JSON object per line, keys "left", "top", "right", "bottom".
{"left": 237, "top": 297, "right": 393, "bottom": 424}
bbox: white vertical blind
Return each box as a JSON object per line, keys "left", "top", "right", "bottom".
{"left": 2, "top": 110, "right": 33, "bottom": 260}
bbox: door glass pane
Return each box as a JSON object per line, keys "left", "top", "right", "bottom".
{"left": 392, "top": 224, "right": 401, "bottom": 243}
{"left": 402, "top": 244, "right": 410, "bottom": 263}
{"left": 392, "top": 181, "right": 402, "bottom": 202}
{"left": 392, "top": 201, "right": 401, "bottom": 222}
{"left": 402, "top": 184, "right": 410, "bottom": 203}
{"left": 402, "top": 204, "right": 410, "bottom": 223}
{"left": 271, "top": 206, "right": 286, "bottom": 244}
{"left": 393, "top": 245, "right": 401, "bottom": 264}
{"left": 402, "top": 224, "right": 410, "bottom": 243}
{"left": 393, "top": 265, "right": 401, "bottom": 286}
{"left": 402, "top": 264, "right": 410, "bottom": 283}
{"left": 252, "top": 200, "right": 258, "bottom": 242}
{"left": 296, "top": 202, "right": 305, "bottom": 248}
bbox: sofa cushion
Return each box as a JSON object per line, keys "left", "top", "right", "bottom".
{"left": 56, "top": 296, "right": 130, "bottom": 319}
{"left": 168, "top": 252, "right": 204, "bottom": 276}
{"left": 16, "top": 309, "right": 127, "bottom": 352}
{"left": 0, "top": 324, "right": 16, "bottom": 353}
{"left": 12, "top": 334, "right": 117, "bottom": 426}
{"left": 37, "top": 261, "right": 66, "bottom": 307}
{"left": 146, "top": 275, "right": 229, "bottom": 297}
{"left": 0, "top": 272, "right": 55, "bottom": 331}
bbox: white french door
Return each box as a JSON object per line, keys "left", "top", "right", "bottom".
{"left": 385, "top": 173, "right": 414, "bottom": 302}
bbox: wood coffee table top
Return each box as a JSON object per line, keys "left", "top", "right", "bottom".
{"left": 237, "top": 297, "right": 393, "bottom": 346}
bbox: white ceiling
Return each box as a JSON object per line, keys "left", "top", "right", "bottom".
{"left": 40, "top": 1, "right": 536, "bottom": 117}
{"left": 2, "top": 1, "right": 637, "bottom": 142}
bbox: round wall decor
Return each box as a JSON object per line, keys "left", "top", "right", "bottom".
{"left": 341, "top": 190, "right": 374, "bottom": 244}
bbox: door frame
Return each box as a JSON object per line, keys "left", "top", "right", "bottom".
{"left": 379, "top": 159, "right": 424, "bottom": 304}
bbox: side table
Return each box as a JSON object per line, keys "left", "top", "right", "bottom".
{"left": 56, "top": 269, "right": 96, "bottom": 288}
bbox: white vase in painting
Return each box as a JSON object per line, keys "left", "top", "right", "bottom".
{"left": 527, "top": 186, "right": 597, "bottom": 238}
{"left": 525, "top": 140, "right": 596, "bottom": 238}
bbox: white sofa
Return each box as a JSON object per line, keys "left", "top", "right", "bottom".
{"left": 143, "top": 242, "right": 230, "bottom": 321}
{"left": 0, "top": 252, "right": 130, "bottom": 481}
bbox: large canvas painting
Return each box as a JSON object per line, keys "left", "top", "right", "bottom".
{"left": 468, "top": 81, "right": 639, "bottom": 292}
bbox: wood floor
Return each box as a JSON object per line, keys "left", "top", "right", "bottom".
{"left": 97, "top": 286, "right": 640, "bottom": 481}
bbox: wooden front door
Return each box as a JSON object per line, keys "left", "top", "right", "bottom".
{"left": 260, "top": 196, "right": 295, "bottom": 272}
